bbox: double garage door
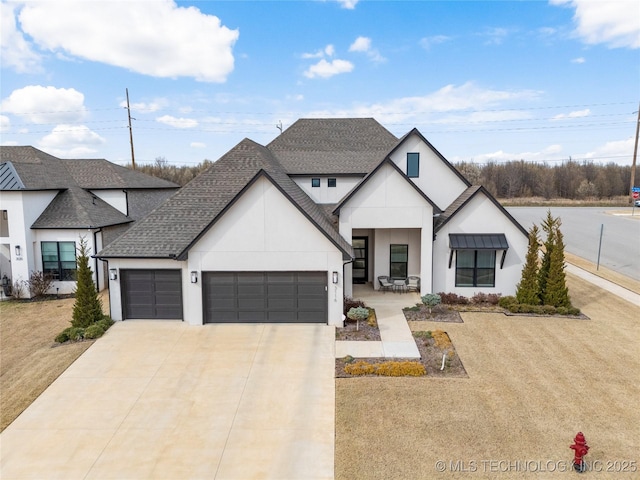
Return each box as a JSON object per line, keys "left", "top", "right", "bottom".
{"left": 121, "top": 269, "right": 327, "bottom": 323}
{"left": 203, "top": 271, "right": 327, "bottom": 323}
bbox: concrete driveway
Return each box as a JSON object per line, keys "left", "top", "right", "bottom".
{"left": 0, "top": 321, "right": 335, "bottom": 479}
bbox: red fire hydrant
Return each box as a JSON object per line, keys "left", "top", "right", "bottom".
{"left": 570, "top": 432, "right": 589, "bottom": 473}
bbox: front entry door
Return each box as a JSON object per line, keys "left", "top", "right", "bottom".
{"left": 352, "top": 237, "right": 368, "bottom": 284}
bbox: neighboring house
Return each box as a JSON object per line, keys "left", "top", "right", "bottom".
{"left": 0, "top": 146, "right": 179, "bottom": 297}
{"left": 98, "top": 118, "right": 528, "bottom": 325}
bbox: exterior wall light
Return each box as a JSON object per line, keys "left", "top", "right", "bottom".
{"left": 191, "top": 271, "right": 198, "bottom": 284}
{"left": 332, "top": 271, "right": 339, "bottom": 284}
{"left": 14, "top": 245, "right": 21, "bottom": 256}
{"left": 109, "top": 268, "right": 118, "bottom": 280}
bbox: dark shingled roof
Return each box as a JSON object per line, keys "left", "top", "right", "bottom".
{"left": 267, "top": 118, "right": 398, "bottom": 175}
{"left": 31, "top": 187, "right": 132, "bottom": 229}
{"left": 435, "top": 185, "right": 528, "bottom": 237}
{"left": 0, "top": 146, "right": 178, "bottom": 190}
{"left": 98, "top": 139, "right": 354, "bottom": 260}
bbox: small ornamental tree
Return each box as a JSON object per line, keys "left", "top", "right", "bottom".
{"left": 516, "top": 224, "right": 541, "bottom": 305}
{"left": 347, "top": 306, "right": 370, "bottom": 331}
{"left": 537, "top": 210, "right": 558, "bottom": 303}
{"left": 72, "top": 237, "right": 103, "bottom": 328}
{"left": 543, "top": 227, "right": 571, "bottom": 308}
{"left": 421, "top": 293, "right": 442, "bottom": 314}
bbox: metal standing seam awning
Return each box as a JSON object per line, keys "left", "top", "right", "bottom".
{"left": 448, "top": 233, "right": 510, "bottom": 268}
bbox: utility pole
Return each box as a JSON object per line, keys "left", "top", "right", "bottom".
{"left": 630, "top": 102, "right": 639, "bottom": 203}
{"left": 125, "top": 88, "right": 136, "bottom": 170}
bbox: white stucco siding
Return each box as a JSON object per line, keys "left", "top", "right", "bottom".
{"left": 388, "top": 133, "right": 468, "bottom": 210}
{"left": 292, "top": 176, "right": 362, "bottom": 204}
{"left": 185, "top": 176, "right": 345, "bottom": 326}
{"left": 106, "top": 258, "right": 184, "bottom": 321}
{"left": 433, "top": 194, "right": 527, "bottom": 296}
{"left": 0, "top": 191, "right": 57, "bottom": 291}
{"left": 91, "top": 190, "right": 127, "bottom": 215}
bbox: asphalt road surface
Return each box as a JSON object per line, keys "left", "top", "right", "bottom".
{"left": 506, "top": 207, "right": 640, "bottom": 282}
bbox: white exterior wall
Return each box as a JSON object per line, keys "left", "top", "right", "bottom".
{"left": 292, "top": 176, "right": 362, "bottom": 204}
{"left": 106, "top": 258, "right": 184, "bottom": 321}
{"left": 91, "top": 189, "right": 127, "bottom": 215}
{"left": 0, "top": 190, "right": 57, "bottom": 293}
{"left": 388, "top": 133, "right": 468, "bottom": 210}
{"left": 339, "top": 163, "right": 433, "bottom": 295}
{"left": 432, "top": 194, "right": 528, "bottom": 296}
{"left": 33, "top": 229, "right": 103, "bottom": 295}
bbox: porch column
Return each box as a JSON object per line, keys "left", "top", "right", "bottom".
{"left": 420, "top": 212, "right": 433, "bottom": 295}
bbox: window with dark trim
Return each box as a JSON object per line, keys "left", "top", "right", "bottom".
{"left": 41, "top": 241, "right": 77, "bottom": 281}
{"left": 311, "top": 178, "right": 320, "bottom": 187}
{"left": 328, "top": 178, "right": 337, "bottom": 187}
{"left": 407, "top": 152, "right": 419, "bottom": 178}
{"left": 455, "top": 250, "right": 496, "bottom": 287}
{"left": 390, "top": 244, "right": 408, "bottom": 278}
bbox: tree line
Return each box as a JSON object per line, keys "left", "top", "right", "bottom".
{"left": 130, "top": 156, "right": 633, "bottom": 200}
{"left": 455, "top": 159, "right": 632, "bottom": 199}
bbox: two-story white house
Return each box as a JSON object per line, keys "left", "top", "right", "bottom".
{"left": 98, "top": 118, "right": 528, "bottom": 325}
{"left": 0, "top": 147, "right": 178, "bottom": 298}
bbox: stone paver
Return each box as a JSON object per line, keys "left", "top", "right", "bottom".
{"left": 0, "top": 321, "right": 335, "bottom": 480}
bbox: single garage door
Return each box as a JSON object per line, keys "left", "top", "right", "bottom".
{"left": 121, "top": 269, "right": 183, "bottom": 319}
{"left": 203, "top": 271, "right": 327, "bottom": 323}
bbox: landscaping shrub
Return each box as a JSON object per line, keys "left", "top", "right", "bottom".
{"left": 11, "top": 279, "right": 27, "bottom": 299}
{"left": 55, "top": 329, "right": 71, "bottom": 343}
{"left": 413, "top": 330, "right": 432, "bottom": 339}
{"left": 421, "top": 293, "right": 441, "bottom": 313}
{"left": 67, "top": 327, "right": 85, "bottom": 341}
{"left": 97, "top": 317, "right": 114, "bottom": 331}
{"left": 72, "top": 237, "right": 103, "bottom": 328}
{"left": 366, "top": 309, "right": 377, "bottom": 328}
{"left": 84, "top": 324, "right": 106, "bottom": 340}
{"left": 498, "top": 295, "right": 518, "bottom": 308}
{"left": 344, "top": 360, "right": 426, "bottom": 377}
{"left": 27, "top": 270, "right": 54, "bottom": 297}
{"left": 438, "top": 292, "right": 469, "bottom": 305}
{"left": 431, "top": 330, "right": 453, "bottom": 350}
{"left": 343, "top": 296, "right": 366, "bottom": 317}
{"left": 347, "top": 307, "right": 370, "bottom": 321}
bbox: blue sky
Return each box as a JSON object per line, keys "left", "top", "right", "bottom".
{"left": 1, "top": 0, "right": 639, "bottom": 167}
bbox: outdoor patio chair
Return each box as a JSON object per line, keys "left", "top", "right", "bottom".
{"left": 378, "top": 276, "right": 393, "bottom": 293}
{"left": 406, "top": 275, "right": 420, "bottom": 292}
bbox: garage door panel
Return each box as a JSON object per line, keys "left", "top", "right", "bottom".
{"left": 204, "top": 271, "right": 327, "bottom": 324}
{"left": 122, "top": 270, "right": 182, "bottom": 320}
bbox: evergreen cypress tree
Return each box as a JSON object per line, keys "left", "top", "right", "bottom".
{"left": 543, "top": 225, "right": 571, "bottom": 308}
{"left": 72, "top": 237, "right": 103, "bottom": 328}
{"left": 537, "top": 210, "right": 557, "bottom": 304}
{"left": 516, "top": 224, "right": 541, "bottom": 305}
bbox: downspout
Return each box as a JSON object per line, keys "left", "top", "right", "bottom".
{"left": 92, "top": 228, "right": 102, "bottom": 292}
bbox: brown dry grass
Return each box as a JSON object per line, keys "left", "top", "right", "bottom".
{"left": 335, "top": 273, "right": 640, "bottom": 479}
{"left": 0, "top": 294, "right": 108, "bottom": 432}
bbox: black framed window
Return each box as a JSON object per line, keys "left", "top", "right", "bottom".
{"left": 328, "top": 178, "right": 337, "bottom": 187}
{"left": 390, "top": 244, "right": 408, "bottom": 278}
{"left": 311, "top": 178, "right": 320, "bottom": 187}
{"left": 455, "top": 250, "right": 496, "bottom": 287}
{"left": 42, "top": 241, "right": 77, "bottom": 281}
{"left": 407, "top": 152, "right": 419, "bottom": 178}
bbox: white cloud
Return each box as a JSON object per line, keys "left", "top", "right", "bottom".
{"left": 156, "top": 115, "right": 198, "bottom": 129}
{"left": 551, "top": 0, "right": 640, "bottom": 48}
{"left": 0, "top": 115, "right": 10, "bottom": 132}
{"left": 583, "top": 136, "right": 635, "bottom": 164}
{"left": 1, "top": 85, "right": 86, "bottom": 124}
{"left": 190, "top": 142, "right": 206, "bottom": 148}
{"left": 304, "top": 58, "right": 354, "bottom": 79}
{"left": 17, "top": 0, "right": 239, "bottom": 82}
{"left": 0, "top": 2, "right": 42, "bottom": 73}
{"left": 325, "top": 44, "right": 335, "bottom": 56}
{"left": 551, "top": 108, "right": 591, "bottom": 120}
{"left": 337, "top": 0, "right": 359, "bottom": 9}
{"left": 460, "top": 144, "right": 566, "bottom": 165}
{"left": 349, "top": 36, "right": 385, "bottom": 63}
{"left": 38, "top": 124, "right": 106, "bottom": 156}
{"left": 119, "top": 98, "right": 168, "bottom": 113}
{"left": 482, "top": 27, "right": 511, "bottom": 45}
{"left": 302, "top": 44, "right": 335, "bottom": 59}
{"left": 571, "top": 57, "right": 586, "bottom": 63}
{"left": 419, "top": 35, "right": 452, "bottom": 50}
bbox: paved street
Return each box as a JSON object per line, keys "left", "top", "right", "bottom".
{"left": 507, "top": 207, "right": 640, "bottom": 281}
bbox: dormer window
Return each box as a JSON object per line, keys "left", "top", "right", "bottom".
{"left": 407, "top": 153, "right": 419, "bottom": 178}
{"left": 328, "top": 178, "right": 337, "bottom": 187}
{"left": 311, "top": 178, "right": 320, "bottom": 187}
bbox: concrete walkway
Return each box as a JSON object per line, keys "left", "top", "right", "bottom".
{"left": 0, "top": 322, "right": 335, "bottom": 479}
{"left": 566, "top": 263, "right": 640, "bottom": 306}
{"left": 335, "top": 285, "right": 420, "bottom": 359}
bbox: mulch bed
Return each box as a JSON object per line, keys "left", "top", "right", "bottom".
{"left": 335, "top": 311, "right": 381, "bottom": 341}
{"left": 402, "top": 303, "right": 463, "bottom": 323}
{"left": 335, "top": 331, "right": 467, "bottom": 378}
